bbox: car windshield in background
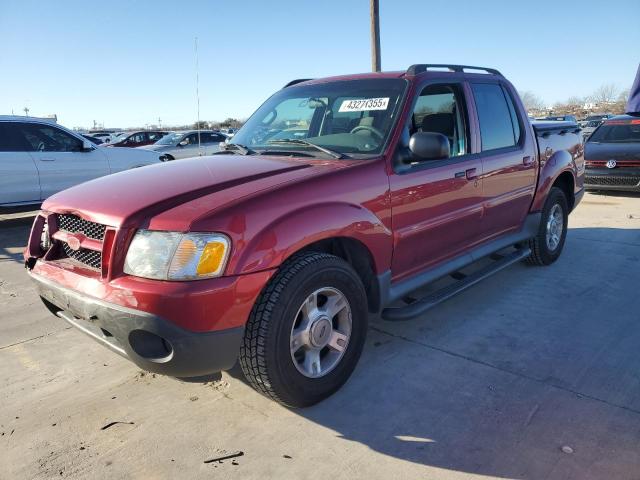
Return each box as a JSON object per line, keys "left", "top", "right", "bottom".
{"left": 588, "top": 122, "right": 640, "bottom": 143}
{"left": 156, "top": 132, "right": 183, "bottom": 145}
{"left": 230, "top": 78, "right": 407, "bottom": 157}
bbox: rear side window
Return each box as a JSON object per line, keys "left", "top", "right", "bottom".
{"left": 471, "top": 83, "right": 521, "bottom": 151}
{"left": 0, "top": 122, "right": 28, "bottom": 151}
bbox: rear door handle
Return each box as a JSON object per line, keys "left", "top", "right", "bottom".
{"left": 465, "top": 168, "right": 477, "bottom": 180}
{"left": 39, "top": 158, "right": 55, "bottom": 162}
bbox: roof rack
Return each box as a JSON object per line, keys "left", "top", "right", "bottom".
{"left": 283, "top": 78, "right": 313, "bottom": 88}
{"left": 406, "top": 64, "right": 502, "bottom": 76}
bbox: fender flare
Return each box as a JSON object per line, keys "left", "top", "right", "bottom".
{"left": 530, "top": 149, "right": 576, "bottom": 212}
{"left": 230, "top": 202, "right": 392, "bottom": 276}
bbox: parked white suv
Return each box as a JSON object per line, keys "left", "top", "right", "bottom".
{"left": 0, "top": 116, "right": 163, "bottom": 208}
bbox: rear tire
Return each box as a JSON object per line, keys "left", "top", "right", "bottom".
{"left": 239, "top": 252, "right": 368, "bottom": 407}
{"left": 526, "top": 186, "right": 568, "bottom": 266}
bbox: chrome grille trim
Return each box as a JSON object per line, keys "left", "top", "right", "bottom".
{"left": 58, "top": 214, "right": 107, "bottom": 241}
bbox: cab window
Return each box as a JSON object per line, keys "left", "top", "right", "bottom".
{"left": 410, "top": 83, "right": 468, "bottom": 156}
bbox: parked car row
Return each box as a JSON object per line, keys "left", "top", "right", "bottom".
{"left": 140, "top": 130, "right": 228, "bottom": 160}
{"left": 0, "top": 116, "right": 163, "bottom": 208}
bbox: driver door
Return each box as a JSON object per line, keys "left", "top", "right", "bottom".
{"left": 16, "top": 122, "right": 109, "bottom": 200}
{"left": 389, "top": 82, "right": 484, "bottom": 282}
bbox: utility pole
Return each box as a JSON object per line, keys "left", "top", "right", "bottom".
{"left": 23, "top": 106, "right": 29, "bottom": 116}
{"left": 194, "top": 36, "right": 202, "bottom": 152}
{"left": 370, "top": 0, "right": 381, "bottom": 72}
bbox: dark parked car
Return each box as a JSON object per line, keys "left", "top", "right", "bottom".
{"left": 584, "top": 115, "right": 640, "bottom": 191}
{"left": 26, "top": 64, "right": 583, "bottom": 407}
{"left": 107, "top": 131, "right": 168, "bottom": 148}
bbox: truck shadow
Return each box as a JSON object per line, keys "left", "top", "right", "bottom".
{"left": 0, "top": 216, "right": 34, "bottom": 264}
{"left": 224, "top": 226, "right": 640, "bottom": 479}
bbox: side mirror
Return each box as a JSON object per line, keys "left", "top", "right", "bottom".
{"left": 408, "top": 132, "right": 450, "bottom": 161}
{"left": 82, "top": 140, "right": 94, "bottom": 151}
{"left": 178, "top": 140, "right": 188, "bottom": 147}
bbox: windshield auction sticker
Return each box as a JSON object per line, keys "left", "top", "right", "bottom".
{"left": 339, "top": 98, "right": 390, "bottom": 112}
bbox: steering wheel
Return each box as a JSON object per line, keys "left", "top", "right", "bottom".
{"left": 350, "top": 125, "right": 384, "bottom": 142}
{"left": 36, "top": 142, "right": 46, "bottom": 152}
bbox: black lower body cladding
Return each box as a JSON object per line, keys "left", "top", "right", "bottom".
{"left": 31, "top": 273, "right": 243, "bottom": 377}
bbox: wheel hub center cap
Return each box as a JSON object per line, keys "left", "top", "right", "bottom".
{"left": 309, "top": 316, "right": 332, "bottom": 348}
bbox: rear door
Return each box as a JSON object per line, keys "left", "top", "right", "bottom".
{"left": 0, "top": 122, "right": 40, "bottom": 205}
{"left": 469, "top": 82, "right": 537, "bottom": 238}
{"left": 389, "top": 82, "right": 484, "bottom": 281}
{"left": 17, "top": 122, "right": 109, "bottom": 200}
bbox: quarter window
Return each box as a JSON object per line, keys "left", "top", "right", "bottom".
{"left": 471, "top": 83, "right": 520, "bottom": 151}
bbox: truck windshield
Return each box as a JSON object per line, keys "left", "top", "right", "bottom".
{"left": 588, "top": 122, "right": 640, "bottom": 143}
{"left": 230, "top": 78, "right": 407, "bottom": 157}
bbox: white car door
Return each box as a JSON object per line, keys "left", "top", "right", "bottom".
{"left": 17, "top": 122, "right": 110, "bottom": 200}
{"left": 175, "top": 133, "right": 202, "bottom": 159}
{"left": 0, "top": 122, "right": 40, "bottom": 205}
{"left": 204, "top": 132, "right": 227, "bottom": 155}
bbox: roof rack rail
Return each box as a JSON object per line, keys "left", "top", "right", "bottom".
{"left": 406, "top": 64, "right": 502, "bottom": 76}
{"left": 283, "top": 78, "right": 313, "bottom": 88}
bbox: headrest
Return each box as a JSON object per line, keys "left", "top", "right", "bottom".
{"left": 421, "top": 113, "right": 454, "bottom": 136}
{"left": 358, "top": 116, "right": 375, "bottom": 127}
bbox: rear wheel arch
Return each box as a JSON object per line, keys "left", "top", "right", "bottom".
{"left": 552, "top": 171, "right": 575, "bottom": 212}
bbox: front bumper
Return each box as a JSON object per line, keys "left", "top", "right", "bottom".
{"left": 32, "top": 272, "right": 244, "bottom": 377}
{"left": 584, "top": 168, "right": 640, "bottom": 192}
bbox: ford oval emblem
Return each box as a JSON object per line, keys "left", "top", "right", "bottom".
{"left": 606, "top": 159, "right": 617, "bottom": 169}
{"left": 66, "top": 235, "right": 81, "bottom": 251}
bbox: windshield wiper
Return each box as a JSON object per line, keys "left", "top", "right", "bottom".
{"left": 216, "top": 142, "right": 256, "bottom": 155}
{"left": 266, "top": 139, "right": 346, "bottom": 159}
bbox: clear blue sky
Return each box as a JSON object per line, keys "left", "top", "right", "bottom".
{"left": 1, "top": 0, "right": 638, "bottom": 128}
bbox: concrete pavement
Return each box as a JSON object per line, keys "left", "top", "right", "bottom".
{"left": 1, "top": 192, "right": 639, "bottom": 479}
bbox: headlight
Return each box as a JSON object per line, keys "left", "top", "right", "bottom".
{"left": 123, "top": 230, "right": 230, "bottom": 280}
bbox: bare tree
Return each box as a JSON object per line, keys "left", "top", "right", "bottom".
{"left": 617, "top": 88, "right": 630, "bottom": 103}
{"left": 518, "top": 91, "right": 545, "bottom": 112}
{"left": 589, "top": 83, "right": 619, "bottom": 105}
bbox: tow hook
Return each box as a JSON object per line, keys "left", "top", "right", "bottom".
{"left": 25, "top": 257, "right": 37, "bottom": 270}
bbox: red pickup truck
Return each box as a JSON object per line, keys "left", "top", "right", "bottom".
{"left": 25, "top": 64, "right": 584, "bottom": 407}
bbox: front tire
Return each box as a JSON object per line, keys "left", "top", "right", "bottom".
{"left": 526, "top": 186, "right": 569, "bottom": 266}
{"left": 239, "top": 252, "right": 368, "bottom": 407}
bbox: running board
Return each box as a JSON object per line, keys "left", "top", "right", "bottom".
{"left": 381, "top": 248, "right": 531, "bottom": 321}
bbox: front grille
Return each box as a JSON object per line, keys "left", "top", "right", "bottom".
{"left": 55, "top": 213, "right": 107, "bottom": 270}
{"left": 586, "top": 161, "right": 640, "bottom": 168}
{"left": 58, "top": 214, "right": 106, "bottom": 241}
{"left": 61, "top": 242, "right": 102, "bottom": 270}
{"left": 585, "top": 175, "right": 640, "bottom": 187}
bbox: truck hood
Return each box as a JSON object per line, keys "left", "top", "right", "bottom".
{"left": 585, "top": 142, "right": 640, "bottom": 161}
{"left": 42, "top": 155, "right": 342, "bottom": 228}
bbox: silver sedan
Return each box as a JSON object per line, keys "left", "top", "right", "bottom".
{"left": 140, "top": 130, "right": 228, "bottom": 160}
